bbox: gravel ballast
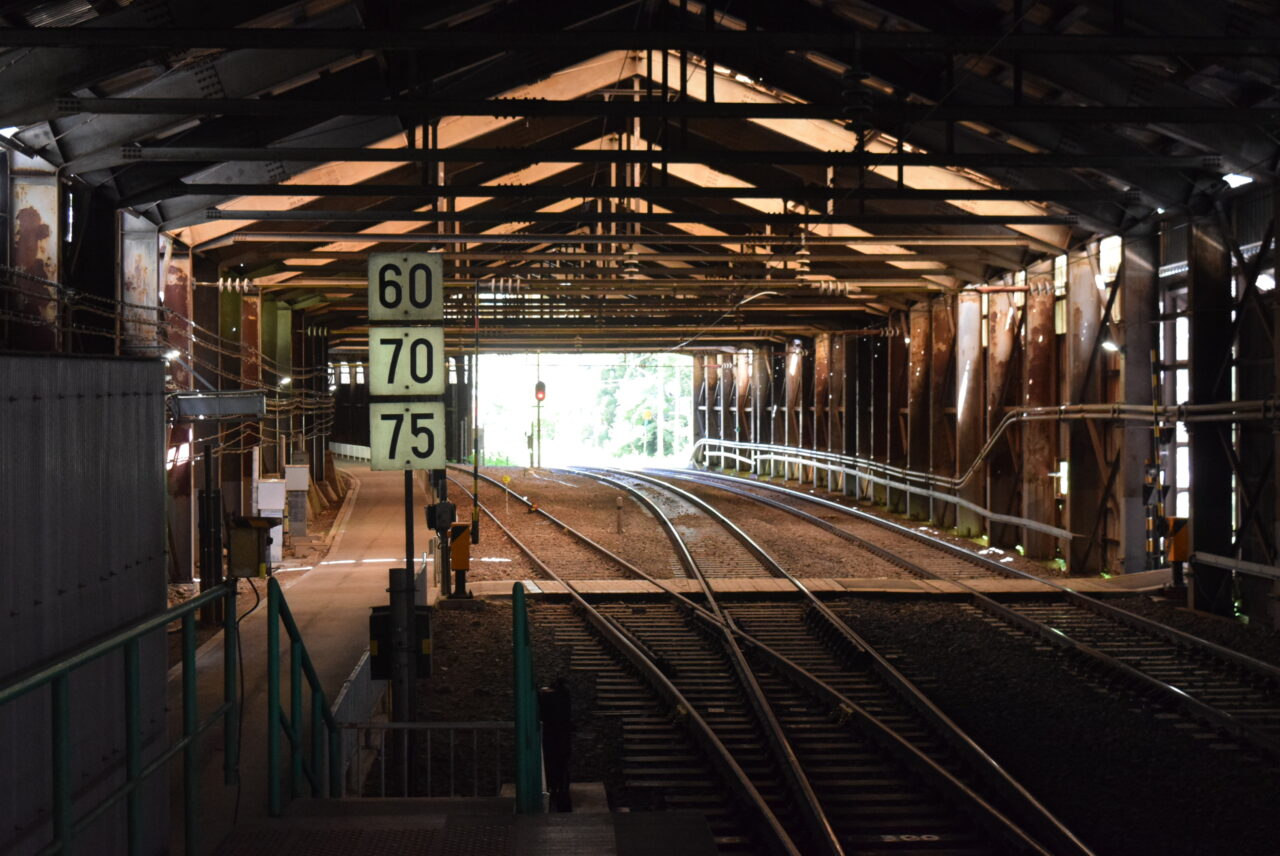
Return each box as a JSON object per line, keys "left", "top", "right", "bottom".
{"left": 840, "top": 597, "right": 1280, "bottom": 856}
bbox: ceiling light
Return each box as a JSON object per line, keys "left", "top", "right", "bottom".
{"left": 1223, "top": 173, "right": 1254, "bottom": 189}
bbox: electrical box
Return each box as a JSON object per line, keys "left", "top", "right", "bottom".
{"left": 368, "top": 605, "right": 432, "bottom": 679}
{"left": 227, "top": 517, "right": 281, "bottom": 578}
{"left": 255, "top": 478, "right": 287, "bottom": 514}
{"left": 284, "top": 464, "right": 310, "bottom": 492}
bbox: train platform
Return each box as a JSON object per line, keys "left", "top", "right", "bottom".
{"left": 218, "top": 798, "right": 718, "bottom": 855}
{"left": 171, "top": 463, "right": 436, "bottom": 850}
{"left": 465, "top": 567, "right": 1172, "bottom": 599}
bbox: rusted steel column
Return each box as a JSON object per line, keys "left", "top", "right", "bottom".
{"left": 1066, "top": 248, "right": 1105, "bottom": 572}
{"left": 718, "top": 354, "right": 733, "bottom": 444}
{"left": 705, "top": 355, "right": 721, "bottom": 448}
{"left": 1022, "top": 275, "right": 1058, "bottom": 559}
{"left": 751, "top": 346, "right": 770, "bottom": 446}
{"left": 163, "top": 250, "right": 193, "bottom": 392}
{"left": 770, "top": 349, "right": 787, "bottom": 476}
{"left": 955, "top": 292, "right": 985, "bottom": 536}
{"left": 1120, "top": 229, "right": 1158, "bottom": 572}
{"left": 906, "top": 303, "right": 932, "bottom": 519}
{"left": 828, "top": 335, "right": 848, "bottom": 492}
{"left": 734, "top": 350, "right": 751, "bottom": 450}
{"left": 691, "top": 354, "right": 706, "bottom": 462}
{"left": 813, "top": 332, "right": 831, "bottom": 454}
{"left": 886, "top": 318, "right": 910, "bottom": 513}
{"left": 930, "top": 297, "right": 957, "bottom": 527}
{"left": 871, "top": 335, "right": 890, "bottom": 505}
{"left": 1187, "top": 219, "right": 1235, "bottom": 616}
{"left": 120, "top": 211, "right": 159, "bottom": 356}
{"left": 853, "top": 335, "right": 875, "bottom": 499}
{"left": 784, "top": 342, "right": 804, "bottom": 478}
{"left": 9, "top": 156, "right": 60, "bottom": 351}
{"left": 987, "top": 290, "right": 1021, "bottom": 548}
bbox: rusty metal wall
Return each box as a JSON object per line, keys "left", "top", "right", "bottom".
{"left": 1, "top": 354, "right": 168, "bottom": 853}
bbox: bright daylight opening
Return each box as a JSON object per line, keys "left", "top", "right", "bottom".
{"left": 476, "top": 353, "right": 694, "bottom": 468}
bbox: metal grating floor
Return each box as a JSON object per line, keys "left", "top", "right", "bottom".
{"left": 218, "top": 809, "right": 716, "bottom": 856}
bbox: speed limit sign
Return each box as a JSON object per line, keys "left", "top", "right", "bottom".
{"left": 368, "top": 252, "right": 442, "bottom": 322}
{"left": 370, "top": 401, "right": 446, "bottom": 470}
{"left": 369, "top": 327, "right": 445, "bottom": 396}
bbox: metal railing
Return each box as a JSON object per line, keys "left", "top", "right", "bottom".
{"left": 692, "top": 437, "right": 1076, "bottom": 541}
{"left": 266, "top": 576, "right": 341, "bottom": 815}
{"left": 0, "top": 583, "right": 239, "bottom": 855}
{"left": 340, "top": 721, "right": 513, "bottom": 797}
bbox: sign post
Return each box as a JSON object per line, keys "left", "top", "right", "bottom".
{"left": 366, "top": 252, "right": 444, "bottom": 774}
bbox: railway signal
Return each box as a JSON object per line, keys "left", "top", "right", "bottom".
{"left": 535, "top": 380, "right": 546, "bottom": 401}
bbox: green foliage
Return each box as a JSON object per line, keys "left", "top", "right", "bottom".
{"left": 584, "top": 355, "right": 693, "bottom": 460}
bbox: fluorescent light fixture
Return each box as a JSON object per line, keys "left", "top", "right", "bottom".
{"left": 278, "top": 377, "right": 291, "bottom": 386}
{"left": 164, "top": 349, "right": 180, "bottom": 360}
{"left": 1223, "top": 173, "right": 1254, "bottom": 188}
{"left": 1100, "top": 338, "right": 1121, "bottom": 353}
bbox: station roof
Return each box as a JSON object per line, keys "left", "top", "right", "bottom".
{"left": 2, "top": 0, "right": 1277, "bottom": 353}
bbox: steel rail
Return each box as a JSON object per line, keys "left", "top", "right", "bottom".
{"left": 659, "top": 467, "right": 1280, "bottom": 760}
{"left": 452, "top": 465, "right": 1085, "bottom": 852}
{"left": 570, "top": 467, "right": 1079, "bottom": 855}
{"left": 443, "top": 473, "right": 803, "bottom": 855}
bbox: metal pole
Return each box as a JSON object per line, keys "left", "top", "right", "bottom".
{"left": 535, "top": 352, "right": 542, "bottom": 468}
{"left": 388, "top": 566, "right": 414, "bottom": 795}
{"left": 473, "top": 284, "right": 482, "bottom": 544}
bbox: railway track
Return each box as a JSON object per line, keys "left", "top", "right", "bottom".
{"left": 649, "top": 467, "right": 1280, "bottom": 760}
{"left": 514, "top": 466, "right": 1090, "bottom": 855}
{"left": 446, "top": 472, "right": 637, "bottom": 581}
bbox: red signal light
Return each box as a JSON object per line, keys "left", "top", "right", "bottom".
{"left": 535, "top": 380, "right": 546, "bottom": 402}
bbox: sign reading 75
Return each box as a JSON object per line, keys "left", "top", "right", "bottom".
{"left": 369, "top": 402, "right": 445, "bottom": 470}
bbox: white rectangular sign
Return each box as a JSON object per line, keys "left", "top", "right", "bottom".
{"left": 369, "top": 401, "right": 446, "bottom": 470}
{"left": 368, "top": 252, "right": 443, "bottom": 322}
{"left": 368, "top": 326, "right": 445, "bottom": 396}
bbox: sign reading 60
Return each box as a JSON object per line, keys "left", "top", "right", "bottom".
{"left": 367, "top": 252, "right": 443, "bottom": 321}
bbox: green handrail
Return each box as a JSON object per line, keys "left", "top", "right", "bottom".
{"left": 512, "top": 583, "right": 543, "bottom": 813}
{"left": 0, "top": 581, "right": 239, "bottom": 855}
{"left": 266, "top": 576, "right": 342, "bottom": 816}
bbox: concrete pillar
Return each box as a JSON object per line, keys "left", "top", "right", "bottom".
{"left": 955, "top": 292, "right": 985, "bottom": 536}
{"left": 1187, "top": 219, "right": 1234, "bottom": 616}
{"left": 1066, "top": 248, "right": 1105, "bottom": 572}
{"left": 734, "top": 351, "right": 751, "bottom": 450}
{"left": 987, "top": 290, "right": 1020, "bottom": 547}
{"left": 1120, "top": 230, "right": 1158, "bottom": 572}
{"left": 930, "top": 297, "right": 957, "bottom": 528}
{"left": 906, "top": 303, "right": 932, "bottom": 519}
{"left": 871, "top": 335, "right": 889, "bottom": 504}
{"left": 717, "top": 355, "right": 733, "bottom": 444}
{"left": 1022, "top": 276, "right": 1058, "bottom": 559}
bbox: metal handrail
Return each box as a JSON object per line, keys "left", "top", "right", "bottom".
{"left": 693, "top": 437, "right": 1077, "bottom": 540}
{"left": 339, "top": 721, "right": 513, "bottom": 798}
{"left": 0, "top": 582, "right": 239, "bottom": 855}
{"left": 266, "top": 575, "right": 342, "bottom": 815}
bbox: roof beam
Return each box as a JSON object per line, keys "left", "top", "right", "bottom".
{"left": 134, "top": 180, "right": 1131, "bottom": 205}
{"left": 5, "top": 28, "right": 1280, "bottom": 54}
{"left": 55, "top": 96, "right": 1280, "bottom": 125}
{"left": 72, "top": 145, "right": 1220, "bottom": 172}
